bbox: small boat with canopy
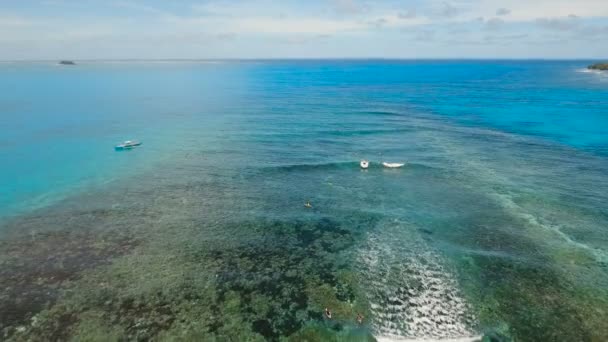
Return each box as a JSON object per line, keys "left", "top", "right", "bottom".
{"left": 115, "top": 140, "right": 142, "bottom": 150}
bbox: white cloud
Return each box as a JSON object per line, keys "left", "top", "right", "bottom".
{"left": 111, "top": 1, "right": 169, "bottom": 16}
{"left": 536, "top": 15, "right": 580, "bottom": 31}
{"left": 0, "top": 14, "right": 33, "bottom": 28}
{"left": 331, "top": 0, "right": 368, "bottom": 15}
{"left": 2, "top": 0, "right": 608, "bottom": 59}
{"left": 465, "top": 0, "right": 608, "bottom": 22}
{"left": 496, "top": 8, "right": 510, "bottom": 16}
{"left": 484, "top": 17, "right": 505, "bottom": 30}
{"left": 233, "top": 17, "right": 364, "bottom": 34}
{"left": 436, "top": 2, "right": 461, "bottom": 18}
{"left": 399, "top": 9, "right": 417, "bottom": 19}
{"left": 413, "top": 29, "right": 436, "bottom": 42}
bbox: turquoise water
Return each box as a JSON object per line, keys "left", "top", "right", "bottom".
{"left": 1, "top": 60, "right": 608, "bottom": 341}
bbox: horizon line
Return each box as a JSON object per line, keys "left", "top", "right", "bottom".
{"left": 1, "top": 57, "right": 606, "bottom": 62}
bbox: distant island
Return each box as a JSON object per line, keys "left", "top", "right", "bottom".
{"left": 59, "top": 60, "right": 76, "bottom": 65}
{"left": 588, "top": 62, "right": 608, "bottom": 71}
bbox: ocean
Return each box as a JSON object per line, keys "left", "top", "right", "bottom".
{"left": 1, "top": 60, "right": 607, "bottom": 341}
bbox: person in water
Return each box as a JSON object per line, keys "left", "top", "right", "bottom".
{"left": 324, "top": 308, "right": 332, "bottom": 319}
{"left": 305, "top": 201, "right": 312, "bottom": 208}
{"left": 356, "top": 313, "right": 364, "bottom": 325}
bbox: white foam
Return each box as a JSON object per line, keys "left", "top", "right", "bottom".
{"left": 418, "top": 130, "right": 608, "bottom": 265}
{"left": 490, "top": 191, "right": 608, "bottom": 264}
{"left": 358, "top": 222, "right": 478, "bottom": 341}
{"left": 576, "top": 67, "right": 608, "bottom": 80}
{"left": 376, "top": 337, "right": 482, "bottom": 342}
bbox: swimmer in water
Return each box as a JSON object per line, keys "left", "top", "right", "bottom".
{"left": 356, "top": 313, "right": 364, "bottom": 324}
{"left": 325, "top": 308, "right": 332, "bottom": 319}
{"left": 305, "top": 201, "right": 312, "bottom": 208}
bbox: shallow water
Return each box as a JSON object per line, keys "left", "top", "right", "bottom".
{"left": 1, "top": 60, "right": 608, "bottom": 341}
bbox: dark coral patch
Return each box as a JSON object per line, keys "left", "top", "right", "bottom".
{"left": 0, "top": 230, "right": 139, "bottom": 338}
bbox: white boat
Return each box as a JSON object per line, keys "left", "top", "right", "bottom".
{"left": 382, "top": 162, "right": 405, "bottom": 168}
{"left": 360, "top": 160, "right": 369, "bottom": 169}
{"left": 115, "top": 140, "right": 142, "bottom": 150}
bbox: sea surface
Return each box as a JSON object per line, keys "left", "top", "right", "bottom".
{"left": 1, "top": 60, "right": 608, "bottom": 341}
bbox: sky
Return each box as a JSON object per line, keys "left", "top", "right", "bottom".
{"left": 1, "top": 0, "right": 608, "bottom": 59}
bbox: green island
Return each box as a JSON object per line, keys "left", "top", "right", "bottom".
{"left": 588, "top": 62, "right": 608, "bottom": 70}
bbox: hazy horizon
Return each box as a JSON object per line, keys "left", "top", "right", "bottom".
{"left": 2, "top": 57, "right": 608, "bottom": 62}
{"left": 2, "top": 0, "right": 608, "bottom": 60}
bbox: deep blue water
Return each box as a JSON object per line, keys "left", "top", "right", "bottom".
{"left": 1, "top": 60, "right": 607, "bottom": 219}
{"left": 1, "top": 60, "right": 608, "bottom": 341}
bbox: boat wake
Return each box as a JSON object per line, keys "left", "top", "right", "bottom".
{"left": 357, "top": 221, "right": 478, "bottom": 341}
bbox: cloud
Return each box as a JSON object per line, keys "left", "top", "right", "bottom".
{"left": 3, "top": 0, "right": 608, "bottom": 59}
{"left": 231, "top": 17, "right": 365, "bottom": 34}
{"left": 0, "top": 14, "right": 33, "bottom": 28}
{"left": 484, "top": 33, "right": 528, "bottom": 42}
{"left": 484, "top": 17, "right": 505, "bottom": 30}
{"left": 577, "top": 25, "right": 608, "bottom": 38}
{"left": 369, "top": 18, "right": 388, "bottom": 28}
{"left": 529, "top": 13, "right": 608, "bottom": 43}
{"left": 216, "top": 32, "right": 237, "bottom": 41}
{"left": 331, "top": 0, "right": 367, "bottom": 15}
{"left": 111, "top": 1, "right": 170, "bottom": 16}
{"left": 276, "top": 33, "right": 332, "bottom": 45}
{"left": 398, "top": 9, "right": 417, "bottom": 19}
{"left": 536, "top": 15, "right": 580, "bottom": 31}
{"left": 166, "top": 6, "right": 431, "bottom": 35}
{"left": 496, "top": 8, "right": 511, "bottom": 16}
{"left": 436, "top": 2, "right": 461, "bottom": 18}
{"left": 412, "top": 29, "right": 436, "bottom": 42}
{"left": 437, "top": 0, "right": 608, "bottom": 23}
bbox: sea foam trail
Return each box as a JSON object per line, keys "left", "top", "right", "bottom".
{"left": 419, "top": 129, "right": 608, "bottom": 265}
{"left": 358, "top": 221, "right": 478, "bottom": 340}
{"left": 376, "top": 337, "right": 481, "bottom": 342}
{"left": 490, "top": 191, "right": 608, "bottom": 265}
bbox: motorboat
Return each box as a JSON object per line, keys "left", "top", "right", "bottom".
{"left": 115, "top": 140, "right": 142, "bottom": 150}
{"left": 360, "top": 160, "right": 369, "bottom": 169}
{"left": 382, "top": 162, "right": 405, "bottom": 168}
